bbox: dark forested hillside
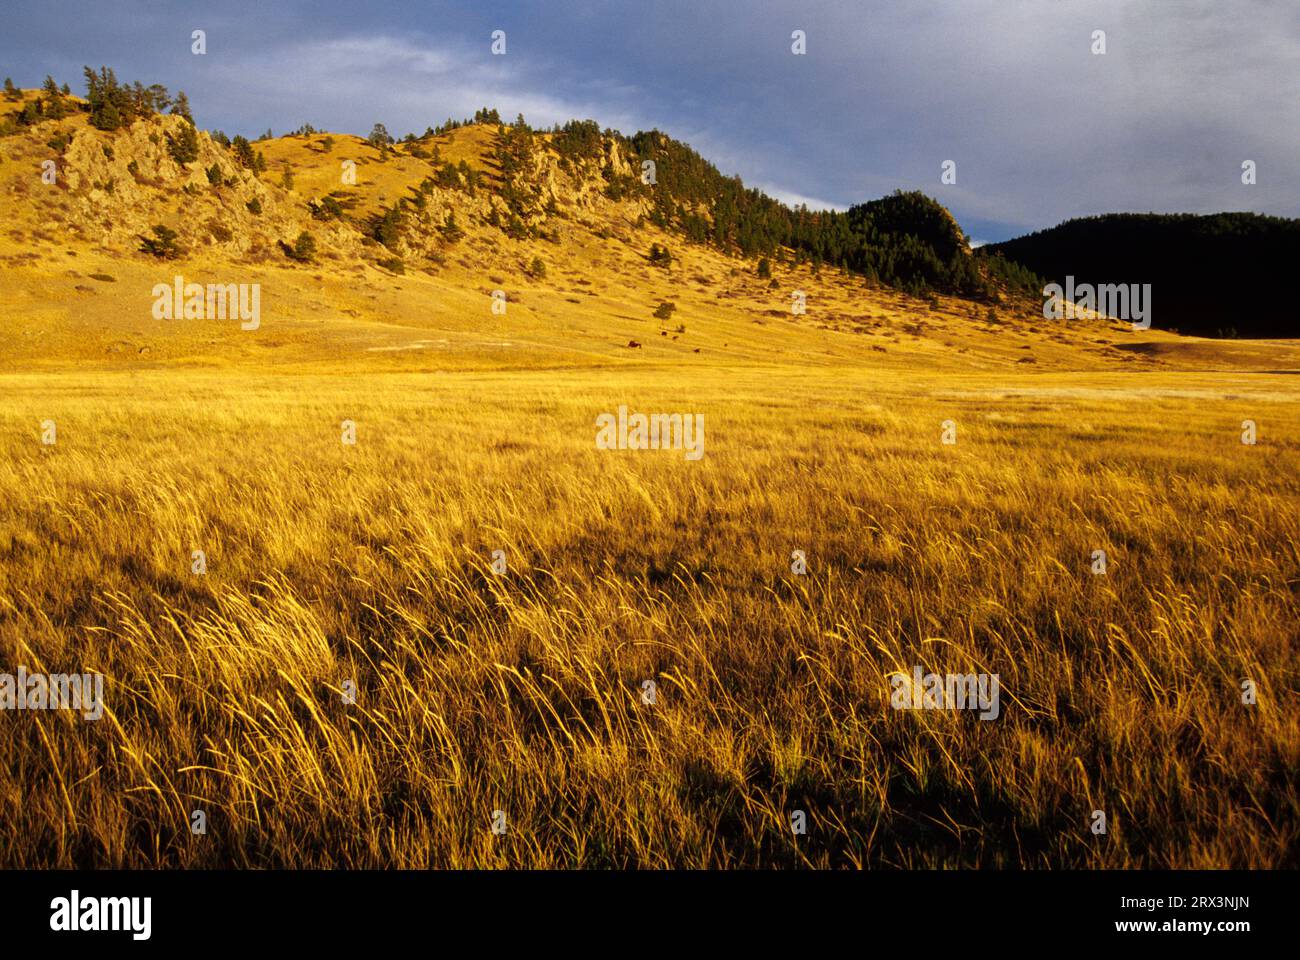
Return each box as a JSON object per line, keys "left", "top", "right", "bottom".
{"left": 546, "top": 122, "right": 1001, "bottom": 299}
{"left": 988, "top": 213, "right": 1300, "bottom": 338}
{"left": 616, "top": 129, "right": 993, "bottom": 298}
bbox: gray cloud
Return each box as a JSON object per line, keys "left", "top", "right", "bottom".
{"left": 3, "top": 0, "right": 1296, "bottom": 240}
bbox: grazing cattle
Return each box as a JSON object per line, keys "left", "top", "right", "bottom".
{"left": 627, "top": 339, "right": 641, "bottom": 348}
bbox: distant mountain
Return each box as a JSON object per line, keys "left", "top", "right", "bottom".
{"left": 988, "top": 213, "right": 1300, "bottom": 338}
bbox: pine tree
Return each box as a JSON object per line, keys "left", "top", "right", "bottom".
{"left": 40, "top": 75, "right": 68, "bottom": 119}
{"left": 81, "top": 66, "right": 99, "bottom": 105}
{"left": 145, "top": 85, "right": 171, "bottom": 114}
{"left": 83, "top": 65, "right": 130, "bottom": 130}
{"left": 166, "top": 121, "right": 200, "bottom": 165}
{"left": 2, "top": 77, "right": 19, "bottom": 101}
{"left": 231, "top": 135, "right": 257, "bottom": 169}
{"left": 96, "top": 99, "right": 121, "bottom": 130}
{"left": 171, "top": 91, "right": 192, "bottom": 124}
{"left": 17, "top": 100, "right": 42, "bottom": 126}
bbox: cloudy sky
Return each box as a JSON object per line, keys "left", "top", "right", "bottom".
{"left": 4, "top": 0, "right": 1297, "bottom": 243}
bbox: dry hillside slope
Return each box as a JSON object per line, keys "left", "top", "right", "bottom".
{"left": 4, "top": 91, "right": 1293, "bottom": 374}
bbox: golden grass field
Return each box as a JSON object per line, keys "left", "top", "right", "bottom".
{"left": 2, "top": 357, "right": 1297, "bottom": 868}
{"left": 1, "top": 104, "right": 1298, "bottom": 868}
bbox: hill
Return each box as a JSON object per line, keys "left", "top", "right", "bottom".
{"left": 987, "top": 212, "right": 1300, "bottom": 339}
{"left": 5, "top": 68, "right": 1287, "bottom": 375}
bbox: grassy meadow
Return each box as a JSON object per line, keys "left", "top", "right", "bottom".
{"left": 1, "top": 363, "right": 1296, "bottom": 867}
{"left": 1, "top": 96, "right": 1297, "bottom": 870}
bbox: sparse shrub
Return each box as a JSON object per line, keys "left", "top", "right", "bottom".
{"left": 245, "top": 197, "right": 262, "bottom": 215}
{"left": 432, "top": 162, "right": 462, "bottom": 190}
{"left": 16, "top": 100, "right": 43, "bottom": 127}
{"left": 649, "top": 243, "right": 673, "bottom": 267}
{"left": 310, "top": 195, "right": 344, "bottom": 220}
{"left": 206, "top": 163, "right": 222, "bottom": 185}
{"left": 378, "top": 256, "right": 405, "bottom": 274}
{"left": 286, "top": 230, "right": 316, "bottom": 262}
{"left": 528, "top": 256, "right": 546, "bottom": 279}
{"left": 139, "top": 225, "right": 182, "bottom": 259}
{"left": 757, "top": 257, "right": 771, "bottom": 279}
{"left": 208, "top": 220, "right": 233, "bottom": 243}
{"left": 654, "top": 301, "right": 676, "bottom": 321}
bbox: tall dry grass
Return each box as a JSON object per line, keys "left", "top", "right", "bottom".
{"left": 0, "top": 366, "right": 1296, "bottom": 867}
